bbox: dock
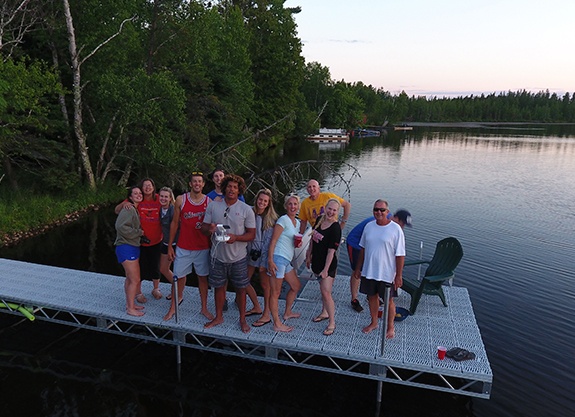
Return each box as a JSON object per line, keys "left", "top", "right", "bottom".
{"left": 0, "top": 258, "right": 492, "bottom": 399}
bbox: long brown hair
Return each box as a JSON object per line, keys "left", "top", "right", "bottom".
{"left": 253, "top": 188, "right": 278, "bottom": 230}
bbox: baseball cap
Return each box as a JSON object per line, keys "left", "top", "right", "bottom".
{"left": 394, "top": 209, "right": 412, "bottom": 227}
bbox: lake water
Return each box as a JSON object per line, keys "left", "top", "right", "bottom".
{"left": 1, "top": 126, "right": 574, "bottom": 416}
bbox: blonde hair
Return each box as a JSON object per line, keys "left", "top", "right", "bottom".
{"left": 314, "top": 198, "right": 341, "bottom": 229}
{"left": 253, "top": 188, "right": 278, "bottom": 230}
{"left": 159, "top": 186, "right": 175, "bottom": 206}
{"left": 284, "top": 193, "right": 300, "bottom": 208}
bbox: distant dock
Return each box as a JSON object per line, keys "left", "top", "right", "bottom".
{"left": 0, "top": 258, "right": 492, "bottom": 400}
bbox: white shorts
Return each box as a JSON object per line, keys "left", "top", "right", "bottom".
{"left": 173, "top": 247, "right": 210, "bottom": 278}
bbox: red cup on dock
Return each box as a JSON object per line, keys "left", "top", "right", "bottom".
{"left": 437, "top": 346, "right": 447, "bottom": 360}
{"left": 294, "top": 233, "right": 303, "bottom": 248}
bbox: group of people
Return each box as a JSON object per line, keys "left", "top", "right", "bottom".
{"left": 114, "top": 172, "right": 411, "bottom": 338}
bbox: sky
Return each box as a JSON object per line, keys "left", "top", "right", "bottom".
{"left": 284, "top": 0, "right": 575, "bottom": 98}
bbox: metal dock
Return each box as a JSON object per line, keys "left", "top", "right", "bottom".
{"left": 0, "top": 258, "right": 492, "bottom": 399}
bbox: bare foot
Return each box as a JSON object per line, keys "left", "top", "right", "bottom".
{"left": 283, "top": 311, "right": 301, "bottom": 320}
{"left": 163, "top": 310, "right": 175, "bottom": 321}
{"left": 362, "top": 323, "right": 378, "bottom": 334}
{"left": 127, "top": 308, "right": 144, "bottom": 317}
{"left": 134, "top": 305, "right": 145, "bottom": 310}
{"left": 201, "top": 308, "right": 215, "bottom": 320}
{"left": 274, "top": 323, "right": 294, "bottom": 332}
{"left": 240, "top": 320, "right": 251, "bottom": 333}
{"left": 136, "top": 293, "right": 147, "bottom": 304}
{"left": 386, "top": 328, "right": 395, "bottom": 339}
{"left": 204, "top": 316, "right": 224, "bottom": 328}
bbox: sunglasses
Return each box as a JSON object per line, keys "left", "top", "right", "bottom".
{"left": 191, "top": 171, "right": 203, "bottom": 176}
{"left": 224, "top": 207, "right": 230, "bottom": 218}
{"left": 373, "top": 207, "right": 388, "bottom": 213}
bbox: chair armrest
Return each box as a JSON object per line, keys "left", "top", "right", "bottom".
{"left": 404, "top": 259, "right": 430, "bottom": 267}
{"left": 425, "top": 272, "right": 455, "bottom": 283}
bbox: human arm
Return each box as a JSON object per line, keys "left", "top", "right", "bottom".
{"left": 114, "top": 199, "right": 133, "bottom": 215}
{"left": 319, "top": 248, "right": 337, "bottom": 279}
{"left": 267, "top": 223, "right": 284, "bottom": 277}
{"left": 167, "top": 196, "right": 182, "bottom": 261}
{"left": 227, "top": 227, "right": 255, "bottom": 244}
{"left": 299, "top": 219, "right": 308, "bottom": 235}
{"left": 339, "top": 199, "right": 351, "bottom": 229}
{"left": 394, "top": 256, "right": 405, "bottom": 290}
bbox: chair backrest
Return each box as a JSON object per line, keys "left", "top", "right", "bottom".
{"left": 424, "top": 237, "right": 464, "bottom": 278}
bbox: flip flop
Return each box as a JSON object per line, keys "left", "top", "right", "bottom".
{"left": 453, "top": 349, "right": 476, "bottom": 361}
{"left": 312, "top": 315, "right": 329, "bottom": 323}
{"left": 245, "top": 310, "right": 262, "bottom": 317}
{"left": 252, "top": 319, "right": 271, "bottom": 327}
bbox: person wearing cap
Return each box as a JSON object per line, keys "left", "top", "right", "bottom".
{"left": 347, "top": 209, "right": 412, "bottom": 312}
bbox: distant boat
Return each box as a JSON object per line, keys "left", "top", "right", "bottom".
{"left": 352, "top": 128, "right": 381, "bottom": 138}
{"left": 306, "top": 128, "right": 349, "bottom": 143}
{"left": 394, "top": 124, "right": 413, "bottom": 131}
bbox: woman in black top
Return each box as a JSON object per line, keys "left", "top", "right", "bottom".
{"left": 305, "top": 198, "right": 342, "bottom": 335}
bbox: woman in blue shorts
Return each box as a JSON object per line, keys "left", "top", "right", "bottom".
{"left": 267, "top": 193, "right": 302, "bottom": 332}
{"left": 115, "top": 186, "right": 145, "bottom": 316}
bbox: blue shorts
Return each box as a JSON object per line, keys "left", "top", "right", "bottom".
{"left": 209, "top": 257, "right": 249, "bottom": 289}
{"left": 173, "top": 247, "right": 210, "bottom": 278}
{"left": 272, "top": 254, "right": 293, "bottom": 279}
{"left": 115, "top": 244, "right": 140, "bottom": 263}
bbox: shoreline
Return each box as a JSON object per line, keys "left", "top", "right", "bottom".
{"left": 407, "top": 121, "right": 575, "bottom": 128}
{"left": 0, "top": 204, "right": 102, "bottom": 248}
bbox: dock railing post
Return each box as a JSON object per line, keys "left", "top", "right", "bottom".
{"left": 417, "top": 240, "right": 423, "bottom": 281}
{"left": 172, "top": 275, "right": 182, "bottom": 381}
{"left": 380, "top": 284, "right": 391, "bottom": 356}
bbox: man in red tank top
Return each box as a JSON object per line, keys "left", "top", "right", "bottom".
{"left": 163, "top": 172, "right": 214, "bottom": 321}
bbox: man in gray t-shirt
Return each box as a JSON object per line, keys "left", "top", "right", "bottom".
{"left": 202, "top": 174, "right": 255, "bottom": 333}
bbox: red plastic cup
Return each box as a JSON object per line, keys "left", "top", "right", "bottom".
{"left": 294, "top": 233, "right": 303, "bottom": 248}
{"left": 437, "top": 346, "right": 447, "bottom": 360}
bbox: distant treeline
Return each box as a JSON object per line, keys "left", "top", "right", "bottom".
{"left": 1, "top": 1, "right": 573, "bottom": 193}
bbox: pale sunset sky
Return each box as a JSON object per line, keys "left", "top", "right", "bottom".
{"left": 284, "top": 0, "right": 575, "bottom": 97}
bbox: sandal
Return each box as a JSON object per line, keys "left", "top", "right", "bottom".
{"left": 312, "top": 315, "right": 329, "bottom": 323}
{"left": 152, "top": 288, "right": 163, "bottom": 300}
{"left": 136, "top": 293, "right": 147, "bottom": 304}
{"left": 323, "top": 326, "right": 335, "bottom": 336}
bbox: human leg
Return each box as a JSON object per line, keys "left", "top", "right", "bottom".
{"left": 269, "top": 276, "right": 292, "bottom": 332}
{"left": 204, "top": 286, "right": 226, "bottom": 328}
{"left": 319, "top": 276, "right": 336, "bottom": 333}
{"left": 245, "top": 265, "right": 262, "bottom": 315}
{"left": 362, "top": 294, "right": 380, "bottom": 334}
{"left": 163, "top": 275, "right": 186, "bottom": 321}
{"left": 258, "top": 267, "right": 271, "bottom": 321}
{"left": 204, "top": 258, "right": 227, "bottom": 328}
{"left": 197, "top": 275, "right": 214, "bottom": 320}
{"left": 283, "top": 269, "right": 301, "bottom": 320}
{"left": 386, "top": 297, "right": 396, "bottom": 339}
{"left": 122, "top": 259, "right": 144, "bottom": 317}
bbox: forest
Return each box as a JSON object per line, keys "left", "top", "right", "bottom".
{"left": 2, "top": 0, "right": 575, "bottom": 195}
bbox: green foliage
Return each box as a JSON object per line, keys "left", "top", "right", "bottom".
{"left": 0, "top": 183, "right": 125, "bottom": 238}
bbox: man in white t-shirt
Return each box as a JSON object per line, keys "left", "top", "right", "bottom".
{"left": 352, "top": 199, "right": 405, "bottom": 338}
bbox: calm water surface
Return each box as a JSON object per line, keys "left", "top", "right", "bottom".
{"left": 1, "top": 127, "right": 574, "bottom": 417}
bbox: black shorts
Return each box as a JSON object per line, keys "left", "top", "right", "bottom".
{"left": 359, "top": 277, "right": 398, "bottom": 298}
{"left": 139, "top": 243, "right": 161, "bottom": 280}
